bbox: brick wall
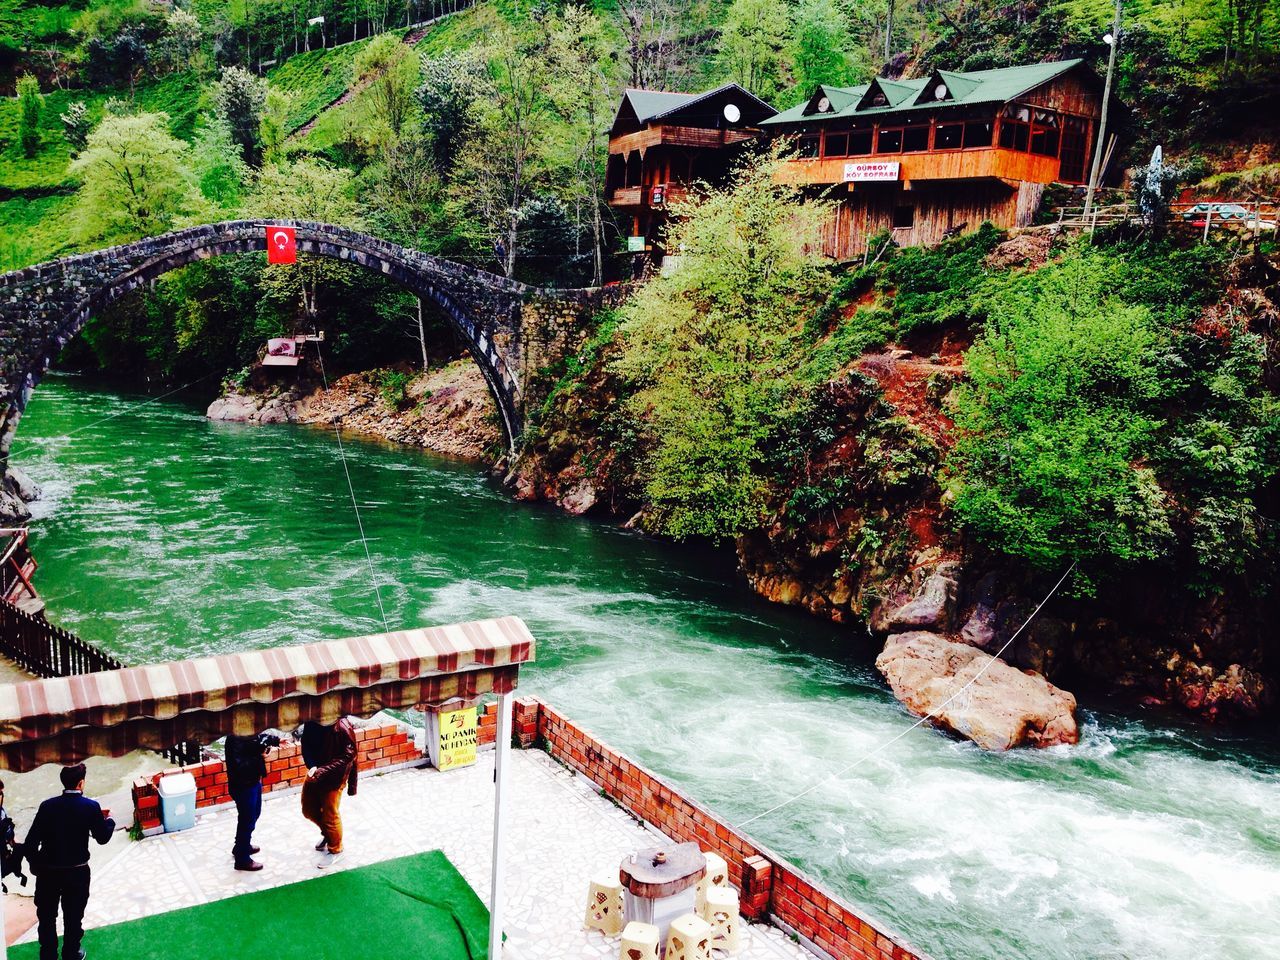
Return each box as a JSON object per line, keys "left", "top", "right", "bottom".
{"left": 523, "top": 698, "right": 930, "bottom": 960}
{"left": 132, "top": 721, "right": 421, "bottom": 833}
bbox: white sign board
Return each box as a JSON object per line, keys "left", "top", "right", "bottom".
{"left": 307, "top": 15, "right": 325, "bottom": 25}
{"left": 843, "top": 161, "right": 901, "bottom": 183}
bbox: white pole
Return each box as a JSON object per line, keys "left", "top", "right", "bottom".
{"left": 1083, "top": 0, "right": 1122, "bottom": 223}
{"left": 488, "top": 692, "right": 514, "bottom": 959}
{"left": 1, "top": 883, "right": 7, "bottom": 960}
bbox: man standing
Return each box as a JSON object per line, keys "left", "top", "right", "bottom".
{"left": 23, "top": 763, "right": 115, "bottom": 960}
{"left": 225, "top": 731, "right": 280, "bottom": 872}
{"left": 299, "top": 717, "right": 359, "bottom": 869}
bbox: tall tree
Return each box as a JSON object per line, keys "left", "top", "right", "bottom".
{"left": 455, "top": 21, "right": 550, "bottom": 278}
{"left": 791, "top": 0, "right": 860, "bottom": 92}
{"left": 547, "top": 6, "right": 618, "bottom": 286}
{"left": 717, "top": 0, "right": 793, "bottom": 101}
{"left": 415, "top": 51, "right": 487, "bottom": 170}
{"left": 213, "top": 66, "right": 270, "bottom": 166}
{"left": 70, "top": 112, "right": 192, "bottom": 241}
{"left": 17, "top": 74, "right": 42, "bottom": 159}
{"left": 617, "top": 0, "right": 681, "bottom": 89}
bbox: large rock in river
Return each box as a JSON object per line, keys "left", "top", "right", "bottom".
{"left": 875, "top": 631, "right": 1079, "bottom": 750}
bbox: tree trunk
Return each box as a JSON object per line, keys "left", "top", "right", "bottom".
{"left": 416, "top": 297, "right": 429, "bottom": 372}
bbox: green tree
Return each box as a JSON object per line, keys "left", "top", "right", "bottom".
{"left": 946, "top": 256, "right": 1174, "bottom": 578}
{"left": 18, "top": 74, "right": 43, "bottom": 159}
{"left": 245, "top": 159, "right": 363, "bottom": 320}
{"left": 613, "top": 149, "right": 833, "bottom": 539}
{"left": 455, "top": 22, "right": 551, "bottom": 278}
{"left": 415, "top": 52, "right": 487, "bottom": 170}
{"left": 60, "top": 101, "right": 91, "bottom": 156}
{"left": 352, "top": 32, "right": 421, "bottom": 147}
{"left": 547, "top": 6, "right": 618, "bottom": 286}
{"left": 717, "top": 0, "right": 793, "bottom": 101}
{"left": 191, "top": 116, "right": 250, "bottom": 211}
{"left": 258, "top": 87, "right": 294, "bottom": 161}
{"left": 213, "top": 66, "right": 269, "bottom": 166}
{"left": 70, "top": 112, "right": 192, "bottom": 241}
{"left": 791, "top": 0, "right": 861, "bottom": 93}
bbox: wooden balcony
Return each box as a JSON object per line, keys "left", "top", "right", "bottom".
{"left": 609, "top": 124, "right": 759, "bottom": 156}
{"left": 607, "top": 184, "right": 692, "bottom": 209}
{"left": 776, "top": 147, "right": 1062, "bottom": 187}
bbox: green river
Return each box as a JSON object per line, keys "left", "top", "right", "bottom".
{"left": 13, "top": 375, "right": 1280, "bottom": 960}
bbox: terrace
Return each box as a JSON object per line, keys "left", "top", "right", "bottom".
{"left": 4, "top": 744, "right": 812, "bottom": 960}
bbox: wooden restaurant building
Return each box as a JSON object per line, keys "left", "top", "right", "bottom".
{"left": 761, "top": 59, "right": 1104, "bottom": 257}
{"left": 605, "top": 60, "right": 1107, "bottom": 261}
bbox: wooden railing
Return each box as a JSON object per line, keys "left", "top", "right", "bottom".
{"left": 0, "top": 596, "right": 125, "bottom": 677}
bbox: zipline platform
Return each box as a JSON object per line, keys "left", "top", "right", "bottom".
{"left": 7, "top": 750, "right": 812, "bottom": 960}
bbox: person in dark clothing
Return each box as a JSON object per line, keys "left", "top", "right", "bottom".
{"left": 225, "top": 732, "right": 280, "bottom": 872}
{"left": 23, "top": 763, "right": 115, "bottom": 960}
{"left": 297, "top": 717, "right": 359, "bottom": 869}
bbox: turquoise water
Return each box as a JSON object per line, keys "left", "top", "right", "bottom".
{"left": 13, "top": 375, "right": 1280, "bottom": 960}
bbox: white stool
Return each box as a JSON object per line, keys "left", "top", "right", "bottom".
{"left": 664, "top": 913, "right": 712, "bottom": 960}
{"left": 585, "top": 873, "right": 625, "bottom": 936}
{"left": 619, "top": 921, "right": 660, "bottom": 960}
{"left": 700, "top": 886, "right": 742, "bottom": 955}
{"left": 695, "top": 851, "right": 729, "bottom": 913}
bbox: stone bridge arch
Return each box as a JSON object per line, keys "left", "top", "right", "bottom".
{"left": 0, "top": 220, "right": 613, "bottom": 460}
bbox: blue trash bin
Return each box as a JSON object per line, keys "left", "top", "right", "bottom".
{"left": 157, "top": 771, "right": 197, "bottom": 833}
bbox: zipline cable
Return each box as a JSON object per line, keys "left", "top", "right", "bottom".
{"left": 736, "top": 558, "right": 1079, "bottom": 829}
{"left": 7, "top": 370, "right": 222, "bottom": 453}
{"left": 315, "top": 346, "right": 391, "bottom": 634}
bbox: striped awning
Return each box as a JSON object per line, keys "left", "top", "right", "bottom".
{"left": 0, "top": 616, "right": 536, "bottom": 771}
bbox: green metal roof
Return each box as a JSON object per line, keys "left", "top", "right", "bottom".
{"left": 623, "top": 89, "right": 702, "bottom": 124}
{"left": 762, "top": 59, "right": 1088, "bottom": 126}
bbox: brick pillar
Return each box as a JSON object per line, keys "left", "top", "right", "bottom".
{"left": 741, "top": 855, "right": 774, "bottom": 919}
{"left": 513, "top": 696, "right": 541, "bottom": 748}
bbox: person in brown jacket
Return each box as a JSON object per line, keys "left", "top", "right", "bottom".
{"left": 299, "top": 717, "right": 359, "bottom": 869}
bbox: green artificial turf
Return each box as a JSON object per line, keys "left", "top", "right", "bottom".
{"left": 11, "top": 850, "right": 489, "bottom": 960}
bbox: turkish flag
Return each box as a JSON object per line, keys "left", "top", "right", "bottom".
{"left": 266, "top": 226, "right": 297, "bottom": 264}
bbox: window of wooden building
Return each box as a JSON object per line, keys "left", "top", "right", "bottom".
{"left": 1030, "top": 110, "right": 1060, "bottom": 156}
{"left": 1059, "top": 116, "right": 1090, "bottom": 183}
{"left": 999, "top": 104, "right": 1031, "bottom": 151}
{"left": 963, "top": 119, "right": 994, "bottom": 148}
{"left": 903, "top": 125, "right": 929, "bottom": 152}
{"left": 892, "top": 205, "right": 915, "bottom": 228}
{"left": 935, "top": 117, "right": 994, "bottom": 150}
{"left": 822, "top": 125, "right": 874, "bottom": 157}
{"left": 799, "top": 134, "right": 821, "bottom": 158}
{"left": 877, "top": 127, "right": 902, "bottom": 153}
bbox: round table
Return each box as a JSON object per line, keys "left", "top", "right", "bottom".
{"left": 619, "top": 842, "right": 706, "bottom": 942}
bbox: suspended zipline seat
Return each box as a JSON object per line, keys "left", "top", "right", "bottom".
{"left": 0, "top": 616, "right": 536, "bottom": 960}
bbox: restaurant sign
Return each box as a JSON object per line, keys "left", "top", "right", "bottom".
{"left": 843, "top": 161, "right": 901, "bottom": 182}
{"left": 428, "top": 706, "right": 478, "bottom": 771}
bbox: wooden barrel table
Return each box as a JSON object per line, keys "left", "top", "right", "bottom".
{"left": 619, "top": 841, "right": 706, "bottom": 943}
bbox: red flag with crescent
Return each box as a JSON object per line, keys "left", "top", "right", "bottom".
{"left": 266, "top": 225, "right": 297, "bottom": 264}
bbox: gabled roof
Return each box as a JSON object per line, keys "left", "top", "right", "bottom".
{"left": 763, "top": 59, "right": 1091, "bottom": 126}
{"left": 611, "top": 83, "right": 777, "bottom": 134}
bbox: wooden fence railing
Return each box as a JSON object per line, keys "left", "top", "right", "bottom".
{"left": 0, "top": 596, "right": 203, "bottom": 766}
{"left": 0, "top": 596, "right": 124, "bottom": 677}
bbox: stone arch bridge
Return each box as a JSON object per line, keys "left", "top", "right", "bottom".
{"left": 0, "top": 220, "right": 616, "bottom": 461}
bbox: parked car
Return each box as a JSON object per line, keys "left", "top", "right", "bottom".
{"left": 1181, "top": 202, "right": 1278, "bottom": 232}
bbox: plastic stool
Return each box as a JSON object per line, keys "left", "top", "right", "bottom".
{"left": 695, "top": 851, "right": 730, "bottom": 913}
{"left": 584, "top": 873, "right": 625, "bottom": 936}
{"left": 664, "top": 913, "right": 712, "bottom": 960}
{"left": 619, "top": 921, "right": 660, "bottom": 960}
{"left": 700, "top": 886, "right": 742, "bottom": 955}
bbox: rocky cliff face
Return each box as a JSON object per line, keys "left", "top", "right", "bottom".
{"left": 207, "top": 360, "right": 502, "bottom": 463}
{"left": 508, "top": 246, "right": 1280, "bottom": 736}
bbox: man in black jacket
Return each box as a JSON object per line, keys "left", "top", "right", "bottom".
{"left": 23, "top": 763, "right": 115, "bottom": 960}
{"left": 225, "top": 732, "right": 280, "bottom": 872}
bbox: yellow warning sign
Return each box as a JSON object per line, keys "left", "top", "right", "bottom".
{"left": 436, "top": 706, "right": 478, "bottom": 771}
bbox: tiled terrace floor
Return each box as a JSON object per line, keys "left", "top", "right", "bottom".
{"left": 12, "top": 750, "right": 813, "bottom": 959}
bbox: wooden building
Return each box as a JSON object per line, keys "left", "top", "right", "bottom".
{"left": 761, "top": 59, "right": 1105, "bottom": 257}
{"left": 606, "top": 84, "right": 777, "bottom": 254}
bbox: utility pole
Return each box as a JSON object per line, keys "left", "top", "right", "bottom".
{"left": 1083, "top": 0, "right": 1122, "bottom": 223}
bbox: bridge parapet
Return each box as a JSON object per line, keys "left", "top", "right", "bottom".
{"left": 0, "top": 220, "right": 615, "bottom": 462}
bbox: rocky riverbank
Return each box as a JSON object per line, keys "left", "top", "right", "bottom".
{"left": 207, "top": 360, "right": 502, "bottom": 463}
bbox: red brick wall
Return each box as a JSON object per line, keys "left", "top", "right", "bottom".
{"left": 528, "top": 698, "right": 929, "bottom": 960}
{"left": 132, "top": 722, "right": 421, "bottom": 833}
